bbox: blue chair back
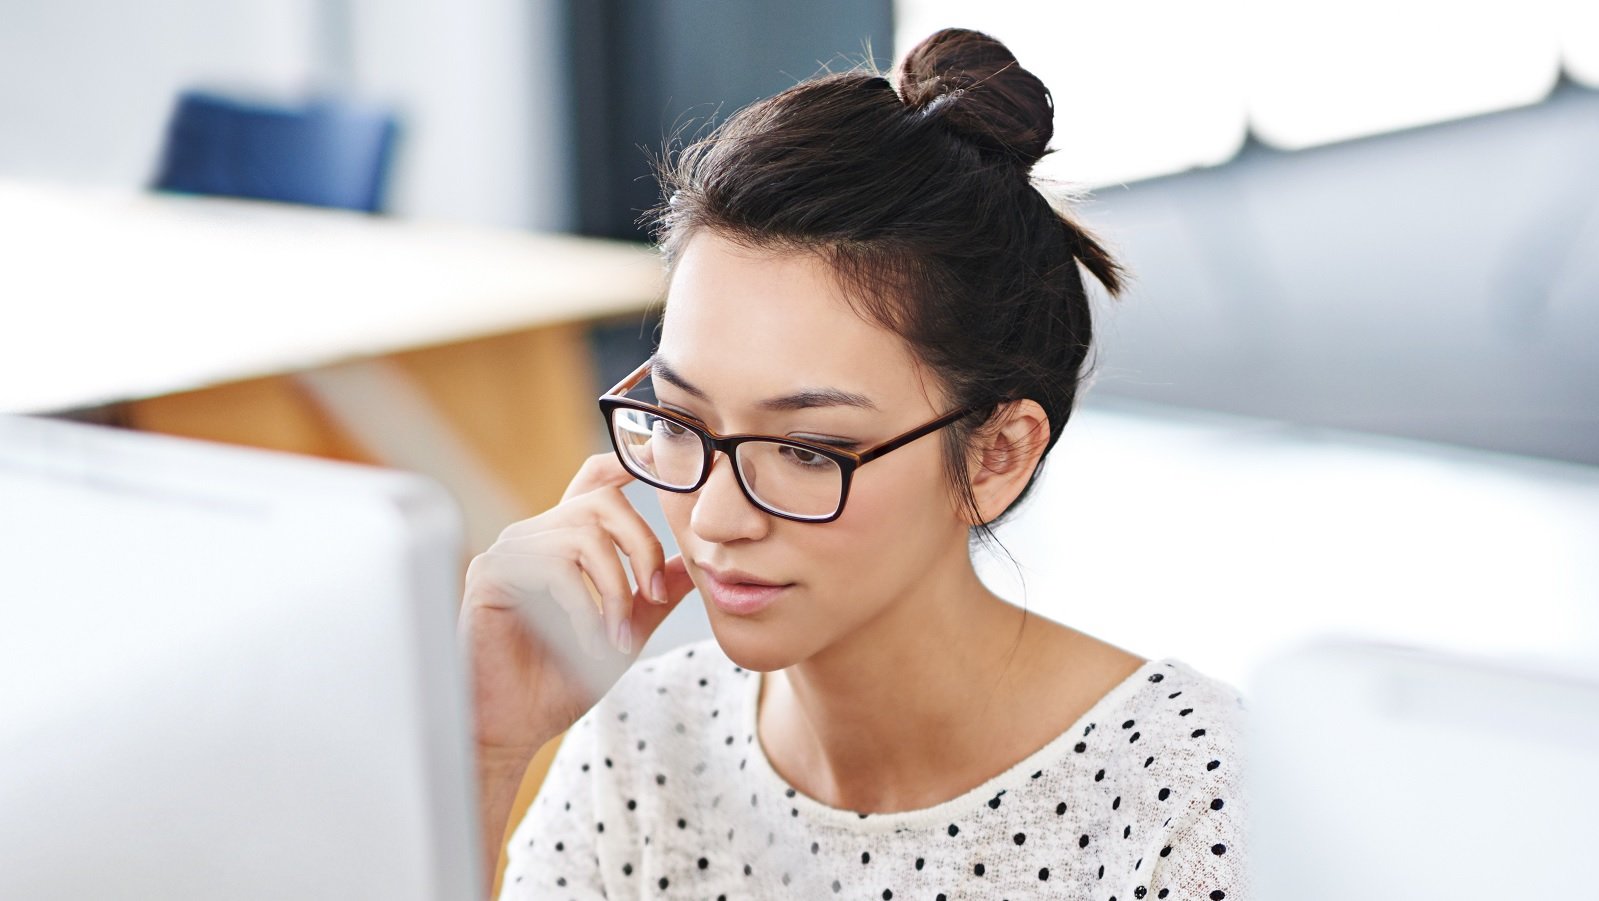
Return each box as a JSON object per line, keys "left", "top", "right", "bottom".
{"left": 153, "top": 91, "right": 398, "bottom": 213}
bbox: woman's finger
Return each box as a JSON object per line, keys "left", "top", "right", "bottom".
{"left": 561, "top": 452, "right": 634, "bottom": 503}
{"left": 582, "top": 487, "right": 668, "bottom": 605}
{"left": 464, "top": 551, "right": 608, "bottom": 661}
{"left": 492, "top": 526, "right": 636, "bottom": 654}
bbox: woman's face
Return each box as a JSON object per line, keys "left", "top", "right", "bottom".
{"left": 653, "top": 230, "right": 971, "bottom": 672}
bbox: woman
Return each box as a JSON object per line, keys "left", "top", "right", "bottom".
{"left": 468, "top": 27, "right": 1250, "bottom": 901}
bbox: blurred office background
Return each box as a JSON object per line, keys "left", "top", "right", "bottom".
{"left": 5, "top": 0, "right": 1598, "bottom": 687}
{"left": 7, "top": 4, "right": 1598, "bottom": 896}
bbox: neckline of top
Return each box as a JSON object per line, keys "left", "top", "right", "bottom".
{"left": 736, "top": 653, "right": 1180, "bottom": 834}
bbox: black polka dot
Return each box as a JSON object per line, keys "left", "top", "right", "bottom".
{"left": 1144, "top": 756, "right": 1155, "bottom": 768}
{"left": 1159, "top": 845, "right": 1172, "bottom": 857}
{"left": 1210, "top": 892, "right": 1226, "bottom": 900}
{"left": 1014, "top": 832, "right": 1027, "bottom": 845}
{"left": 1207, "top": 759, "right": 1221, "bottom": 771}
{"left": 948, "top": 824, "right": 960, "bottom": 837}
{"left": 1039, "top": 867, "right": 1050, "bottom": 881}
{"left": 1123, "top": 719, "right": 1135, "bottom": 728}
{"left": 1135, "top": 887, "right": 1147, "bottom": 898}
{"left": 1191, "top": 728, "right": 1206, "bottom": 738}
{"left": 627, "top": 799, "right": 637, "bottom": 810}
{"left": 744, "top": 864, "right": 752, "bottom": 876}
{"left": 556, "top": 877, "right": 566, "bottom": 887}
{"left": 1149, "top": 673, "right": 1164, "bottom": 682}
{"left": 1212, "top": 798, "right": 1225, "bottom": 810}
{"left": 811, "top": 841, "right": 820, "bottom": 854}
{"left": 676, "top": 818, "right": 686, "bottom": 829}
{"left": 1158, "top": 788, "right": 1170, "bottom": 801}
{"left": 1079, "top": 834, "right": 1090, "bottom": 848}
{"left": 554, "top": 842, "right": 564, "bottom": 852}
{"left": 974, "top": 862, "right": 985, "bottom": 876}
{"left": 698, "top": 857, "right": 708, "bottom": 869}
{"left": 1212, "top": 843, "right": 1227, "bottom": 856}
{"left": 862, "top": 851, "right": 871, "bottom": 864}
{"left": 622, "top": 863, "right": 632, "bottom": 875}
{"left": 915, "top": 857, "right": 925, "bottom": 870}
{"left": 1056, "top": 802, "right": 1067, "bottom": 815}
{"left": 1130, "top": 731, "right": 1141, "bottom": 743}
{"left": 1095, "top": 768, "right": 1106, "bottom": 782}
{"left": 1074, "top": 741, "right": 1087, "bottom": 752}
{"left": 883, "top": 891, "right": 893, "bottom": 900}
{"left": 658, "top": 877, "right": 669, "bottom": 889}
{"left": 1112, "top": 795, "right": 1121, "bottom": 810}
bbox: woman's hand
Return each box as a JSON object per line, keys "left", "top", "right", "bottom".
{"left": 458, "top": 452, "right": 696, "bottom": 766}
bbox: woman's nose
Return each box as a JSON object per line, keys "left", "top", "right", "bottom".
{"left": 690, "top": 451, "right": 770, "bottom": 544}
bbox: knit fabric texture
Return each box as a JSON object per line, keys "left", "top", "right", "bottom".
{"left": 501, "top": 638, "right": 1251, "bottom": 900}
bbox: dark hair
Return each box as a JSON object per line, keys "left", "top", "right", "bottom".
{"left": 646, "top": 27, "right": 1126, "bottom": 546}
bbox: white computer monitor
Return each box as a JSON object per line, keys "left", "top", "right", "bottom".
{"left": 1246, "top": 637, "right": 1599, "bottom": 899}
{"left": 0, "top": 413, "right": 480, "bottom": 899}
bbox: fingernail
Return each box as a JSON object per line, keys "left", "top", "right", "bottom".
{"left": 617, "top": 616, "right": 632, "bottom": 655}
{"left": 651, "top": 571, "right": 666, "bottom": 604}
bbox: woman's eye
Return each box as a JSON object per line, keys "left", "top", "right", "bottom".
{"left": 653, "top": 417, "right": 691, "bottom": 438}
{"left": 779, "top": 445, "right": 831, "bottom": 468}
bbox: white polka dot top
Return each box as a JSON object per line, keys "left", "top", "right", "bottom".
{"left": 501, "top": 638, "right": 1251, "bottom": 900}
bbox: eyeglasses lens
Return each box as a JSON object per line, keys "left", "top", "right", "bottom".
{"left": 607, "top": 407, "right": 843, "bottom": 519}
{"left": 733, "top": 440, "right": 842, "bottom": 519}
{"left": 610, "top": 407, "right": 703, "bottom": 489}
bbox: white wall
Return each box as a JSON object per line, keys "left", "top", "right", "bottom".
{"left": 0, "top": 0, "right": 317, "bottom": 187}
{"left": 0, "top": 0, "right": 570, "bottom": 229}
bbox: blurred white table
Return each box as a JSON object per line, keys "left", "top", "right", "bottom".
{"left": 0, "top": 178, "right": 665, "bottom": 545}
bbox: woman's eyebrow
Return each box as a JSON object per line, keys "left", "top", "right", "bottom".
{"left": 650, "top": 356, "right": 878, "bottom": 411}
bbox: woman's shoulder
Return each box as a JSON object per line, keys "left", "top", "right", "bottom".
{"left": 1097, "top": 657, "right": 1250, "bottom": 850}
{"left": 603, "top": 637, "right": 746, "bottom": 705}
{"left": 1108, "top": 656, "right": 1249, "bottom": 771}
{"left": 576, "top": 637, "right": 754, "bottom": 751}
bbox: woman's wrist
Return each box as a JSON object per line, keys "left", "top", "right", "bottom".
{"left": 476, "top": 744, "right": 539, "bottom": 784}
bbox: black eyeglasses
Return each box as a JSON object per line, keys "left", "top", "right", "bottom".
{"left": 598, "top": 358, "right": 972, "bottom": 523}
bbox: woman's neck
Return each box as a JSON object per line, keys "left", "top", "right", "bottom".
{"left": 756, "top": 551, "right": 1079, "bottom": 814}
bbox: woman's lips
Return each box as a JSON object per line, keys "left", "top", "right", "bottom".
{"left": 699, "top": 565, "right": 792, "bottom": 616}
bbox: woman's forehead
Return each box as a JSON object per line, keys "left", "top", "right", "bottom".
{"left": 658, "top": 233, "right": 929, "bottom": 404}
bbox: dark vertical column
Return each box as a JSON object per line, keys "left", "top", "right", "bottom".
{"left": 561, "top": 0, "right": 895, "bottom": 393}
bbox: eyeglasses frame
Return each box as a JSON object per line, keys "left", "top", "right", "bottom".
{"left": 597, "top": 358, "right": 973, "bottom": 523}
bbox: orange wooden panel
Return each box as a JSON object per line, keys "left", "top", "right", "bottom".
{"left": 122, "top": 372, "right": 374, "bottom": 463}
{"left": 388, "top": 324, "right": 598, "bottom": 515}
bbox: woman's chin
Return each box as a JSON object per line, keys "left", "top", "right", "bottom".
{"left": 705, "top": 614, "right": 799, "bottom": 674}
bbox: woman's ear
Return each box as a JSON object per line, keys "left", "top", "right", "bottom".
{"left": 964, "top": 399, "right": 1050, "bottom": 526}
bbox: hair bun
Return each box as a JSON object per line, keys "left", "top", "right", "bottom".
{"left": 893, "top": 28, "right": 1053, "bottom": 170}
